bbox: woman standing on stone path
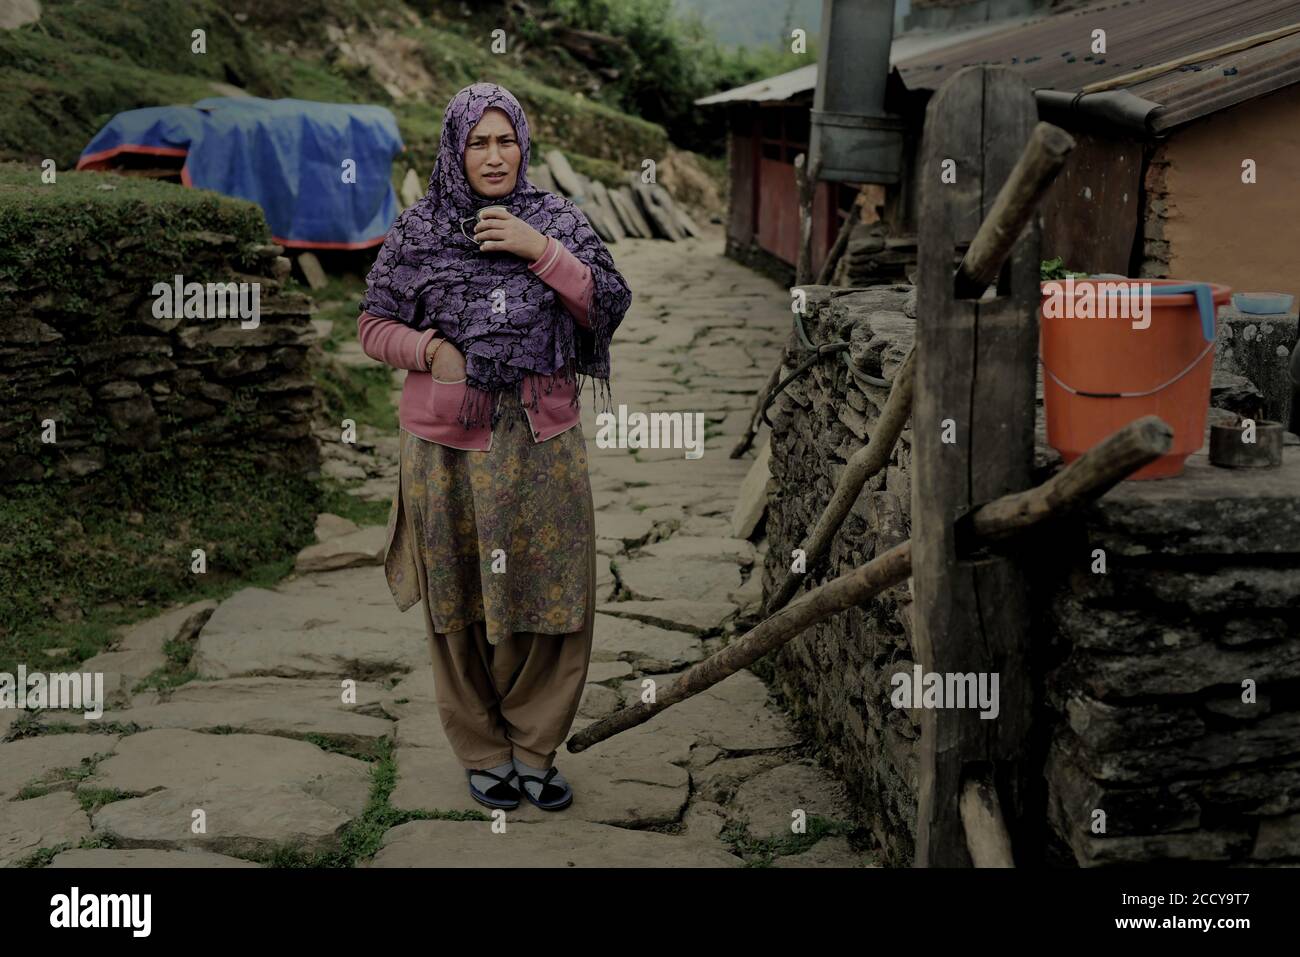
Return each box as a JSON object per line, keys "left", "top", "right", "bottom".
{"left": 356, "top": 83, "right": 631, "bottom": 812}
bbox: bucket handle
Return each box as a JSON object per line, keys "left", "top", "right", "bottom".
{"left": 1041, "top": 339, "right": 1215, "bottom": 399}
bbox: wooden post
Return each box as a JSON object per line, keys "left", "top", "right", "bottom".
{"left": 794, "top": 153, "right": 822, "bottom": 286}
{"left": 567, "top": 416, "right": 1171, "bottom": 753}
{"left": 911, "top": 66, "right": 1041, "bottom": 867}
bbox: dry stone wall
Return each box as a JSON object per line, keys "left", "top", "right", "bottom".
{"left": 762, "top": 284, "right": 1300, "bottom": 866}
{"left": 0, "top": 168, "right": 319, "bottom": 485}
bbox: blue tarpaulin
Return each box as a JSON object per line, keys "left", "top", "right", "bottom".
{"left": 78, "top": 96, "right": 404, "bottom": 249}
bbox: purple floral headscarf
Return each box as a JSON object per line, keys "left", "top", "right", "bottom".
{"left": 359, "top": 82, "right": 632, "bottom": 431}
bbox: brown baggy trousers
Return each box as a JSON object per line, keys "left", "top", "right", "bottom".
{"left": 414, "top": 472, "right": 596, "bottom": 772}
{"left": 385, "top": 412, "right": 598, "bottom": 773}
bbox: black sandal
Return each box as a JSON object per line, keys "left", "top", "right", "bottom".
{"left": 515, "top": 766, "right": 573, "bottom": 811}
{"left": 466, "top": 767, "right": 521, "bottom": 810}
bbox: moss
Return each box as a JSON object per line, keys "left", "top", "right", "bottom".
{"left": 0, "top": 163, "right": 268, "bottom": 330}
{"left": 719, "top": 814, "right": 860, "bottom": 867}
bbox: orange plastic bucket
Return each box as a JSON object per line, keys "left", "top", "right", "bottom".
{"left": 1040, "top": 278, "right": 1232, "bottom": 479}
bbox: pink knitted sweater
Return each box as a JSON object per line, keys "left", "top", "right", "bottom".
{"left": 357, "top": 236, "right": 595, "bottom": 451}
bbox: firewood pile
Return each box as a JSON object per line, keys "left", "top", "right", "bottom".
{"left": 833, "top": 222, "right": 918, "bottom": 287}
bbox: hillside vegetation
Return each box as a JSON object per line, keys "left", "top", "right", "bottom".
{"left": 0, "top": 0, "right": 811, "bottom": 187}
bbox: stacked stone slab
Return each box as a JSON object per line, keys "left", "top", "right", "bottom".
{"left": 835, "top": 223, "right": 918, "bottom": 287}
{"left": 538, "top": 149, "right": 698, "bottom": 243}
{"left": 1040, "top": 460, "right": 1300, "bottom": 866}
{"left": 762, "top": 285, "right": 920, "bottom": 865}
{"left": 0, "top": 166, "right": 319, "bottom": 486}
{"left": 762, "top": 282, "right": 1300, "bottom": 866}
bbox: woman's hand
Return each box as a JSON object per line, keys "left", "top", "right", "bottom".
{"left": 426, "top": 337, "right": 467, "bottom": 382}
{"left": 474, "top": 208, "right": 549, "bottom": 262}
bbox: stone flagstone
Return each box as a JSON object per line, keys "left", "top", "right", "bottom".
{"left": 390, "top": 716, "right": 695, "bottom": 829}
{"left": 0, "top": 792, "right": 92, "bottom": 867}
{"left": 97, "top": 676, "right": 393, "bottom": 746}
{"left": 366, "top": 818, "right": 741, "bottom": 867}
{"left": 578, "top": 683, "right": 623, "bottom": 719}
{"left": 81, "top": 729, "right": 371, "bottom": 819}
{"left": 727, "top": 762, "right": 856, "bottom": 840}
{"left": 44, "top": 232, "right": 870, "bottom": 868}
{"left": 380, "top": 669, "right": 437, "bottom": 720}
{"left": 593, "top": 612, "right": 704, "bottom": 671}
{"left": 192, "top": 567, "right": 427, "bottom": 679}
{"left": 294, "top": 525, "right": 387, "bottom": 573}
{"left": 596, "top": 598, "right": 736, "bottom": 634}
{"left": 315, "top": 513, "right": 360, "bottom": 542}
{"left": 0, "top": 733, "right": 121, "bottom": 801}
{"left": 92, "top": 782, "right": 355, "bottom": 857}
{"left": 637, "top": 536, "right": 756, "bottom": 565}
{"left": 615, "top": 556, "right": 744, "bottom": 602}
{"left": 619, "top": 670, "right": 801, "bottom": 753}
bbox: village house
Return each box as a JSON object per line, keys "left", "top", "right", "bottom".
{"left": 700, "top": 0, "right": 1300, "bottom": 306}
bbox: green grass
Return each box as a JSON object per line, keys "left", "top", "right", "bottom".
{"left": 0, "top": 447, "right": 317, "bottom": 677}
{"left": 0, "top": 0, "right": 674, "bottom": 190}
{"left": 244, "top": 738, "right": 488, "bottom": 867}
{"left": 317, "top": 362, "right": 399, "bottom": 434}
{"left": 0, "top": 0, "right": 276, "bottom": 167}
{"left": 719, "top": 814, "right": 859, "bottom": 867}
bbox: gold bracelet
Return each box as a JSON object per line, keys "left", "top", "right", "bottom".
{"left": 427, "top": 337, "right": 446, "bottom": 372}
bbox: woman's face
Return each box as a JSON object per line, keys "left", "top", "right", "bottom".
{"left": 463, "top": 108, "right": 520, "bottom": 199}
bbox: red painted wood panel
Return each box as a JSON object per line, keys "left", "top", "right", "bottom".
{"left": 756, "top": 160, "right": 837, "bottom": 273}
{"left": 757, "top": 157, "right": 799, "bottom": 265}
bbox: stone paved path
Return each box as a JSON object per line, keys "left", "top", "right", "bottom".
{"left": 1, "top": 232, "right": 874, "bottom": 868}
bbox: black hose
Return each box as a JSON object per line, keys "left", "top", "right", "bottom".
{"left": 761, "top": 341, "right": 850, "bottom": 428}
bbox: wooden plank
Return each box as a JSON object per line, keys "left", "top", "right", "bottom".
{"left": 1038, "top": 131, "right": 1142, "bottom": 275}
{"left": 911, "top": 65, "right": 1040, "bottom": 868}
{"left": 959, "top": 774, "right": 1016, "bottom": 867}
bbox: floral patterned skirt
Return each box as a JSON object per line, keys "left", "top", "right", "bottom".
{"left": 389, "top": 388, "right": 594, "bottom": 645}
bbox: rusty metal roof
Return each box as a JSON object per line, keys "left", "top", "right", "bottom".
{"left": 894, "top": 0, "right": 1300, "bottom": 132}
{"left": 695, "top": 64, "right": 817, "bottom": 105}
{"left": 694, "top": 16, "right": 1040, "bottom": 105}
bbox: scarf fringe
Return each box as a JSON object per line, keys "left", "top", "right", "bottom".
{"left": 454, "top": 364, "right": 614, "bottom": 433}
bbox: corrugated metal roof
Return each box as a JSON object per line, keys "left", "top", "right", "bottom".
{"left": 1130, "top": 28, "right": 1300, "bottom": 130}
{"left": 699, "top": 0, "right": 1300, "bottom": 131}
{"left": 693, "top": 16, "right": 1042, "bottom": 105}
{"left": 894, "top": 0, "right": 1300, "bottom": 131}
{"left": 695, "top": 64, "right": 817, "bottom": 105}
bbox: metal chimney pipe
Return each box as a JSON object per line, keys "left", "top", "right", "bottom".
{"left": 810, "top": 0, "right": 905, "bottom": 183}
